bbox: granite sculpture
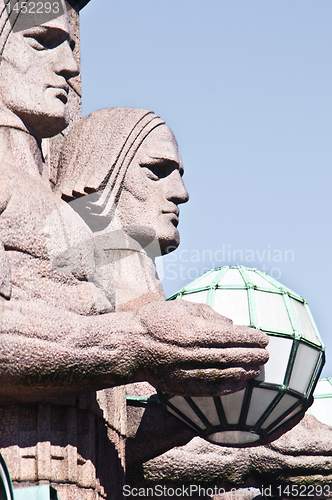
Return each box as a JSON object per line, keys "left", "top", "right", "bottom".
{"left": 1, "top": 1, "right": 328, "bottom": 498}
{"left": 0, "top": 2, "right": 270, "bottom": 496}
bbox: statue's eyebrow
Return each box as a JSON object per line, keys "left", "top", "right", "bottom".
{"left": 149, "top": 155, "right": 179, "bottom": 163}
{"left": 143, "top": 157, "right": 184, "bottom": 177}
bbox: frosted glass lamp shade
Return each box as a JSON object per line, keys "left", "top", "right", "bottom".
{"left": 160, "top": 266, "right": 325, "bottom": 447}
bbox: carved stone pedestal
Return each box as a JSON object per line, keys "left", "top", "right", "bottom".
{"left": 0, "top": 389, "right": 126, "bottom": 500}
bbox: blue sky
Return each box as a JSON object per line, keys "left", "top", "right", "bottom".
{"left": 80, "top": 0, "right": 332, "bottom": 376}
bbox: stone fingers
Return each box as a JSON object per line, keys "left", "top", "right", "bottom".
{"left": 146, "top": 366, "right": 260, "bottom": 397}
{"left": 144, "top": 319, "right": 269, "bottom": 348}
{"left": 140, "top": 337, "right": 269, "bottom": 367}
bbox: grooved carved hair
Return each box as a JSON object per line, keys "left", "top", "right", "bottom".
{"left": 56, "top": 108, "right": 165, "bottom": 209}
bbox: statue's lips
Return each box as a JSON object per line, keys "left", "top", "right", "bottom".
{"left": 47, "top": 85, "right": 69, "bottom": 104}
{"left": 162, "top": 211, "right": 179, "bottom": 227}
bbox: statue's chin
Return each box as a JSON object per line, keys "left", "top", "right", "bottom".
{"left": 35, "top": 115, "right": 69, "bottom": 139}
{"left": 160, "top": 234, "right": 180, "bottom": 256}
{"left": 17, "top": 109, "right": 69, "bottom": 139}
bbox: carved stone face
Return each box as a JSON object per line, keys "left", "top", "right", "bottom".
{"left": 115, "top": 125, "right": 189, "bottom": 254}
{"left": 0, "top": 12, "right": 79, "bottom": 138}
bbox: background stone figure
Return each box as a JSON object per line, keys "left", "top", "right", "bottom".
{"left": 56, "top": 107, "right": 185, "bottom": 309}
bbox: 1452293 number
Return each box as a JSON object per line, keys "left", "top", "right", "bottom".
{"left": 12, "top": 1, "right": 60, "bottom": 15}
{"left": 277, "top": 484, "right": 331, "bottom": 497}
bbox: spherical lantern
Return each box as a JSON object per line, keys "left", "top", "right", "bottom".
{"left": 160, "top": 266, "right": 325, "bottom": 447}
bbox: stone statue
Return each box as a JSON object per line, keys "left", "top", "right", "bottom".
{"left": 0, "top": 3, "right": 269, "bottom": 495}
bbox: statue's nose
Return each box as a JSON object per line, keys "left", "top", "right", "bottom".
{"left": 165, "top": 170, "right": 189, "bottom": 205}
{"left": 53, "top": 40, "right": 80, "bottom": 81}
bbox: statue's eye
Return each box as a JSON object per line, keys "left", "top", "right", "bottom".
{"left": 141, "top": 160, "right": 180, "bottom": 181}
{"left": 24, "top": 35, "right": 47, "bottom": 50}
{"left": 24, "top": 27, "right": 74, "bottom": 51}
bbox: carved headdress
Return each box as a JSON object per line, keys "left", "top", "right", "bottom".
{"left": 0, "top": 0, "right": 86, "bottom": 55}
{"left": 0, "top": 0, "right": 20, "bottom": 54}
{"left": 56, "top": 107, "right": 165, "bottom": 219}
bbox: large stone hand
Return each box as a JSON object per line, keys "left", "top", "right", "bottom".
{"left": 0, "top": 297, "right": 268, "bottom": 402}
{"left": 134, "top": 300, "right": 269, "bottom": 396}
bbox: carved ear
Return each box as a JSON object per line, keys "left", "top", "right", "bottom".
{"left": 0, "top": 242, "right": 11, "bottom": 300}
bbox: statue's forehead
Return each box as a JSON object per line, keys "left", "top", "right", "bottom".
{"left": 138, "top": 125, "right": 181, "bottom": 164}
{"left": 40, "top": 12, "right": 71, "bottom": 32}
{"left": 38, "top": 12, "right": 74, "bottom": 41}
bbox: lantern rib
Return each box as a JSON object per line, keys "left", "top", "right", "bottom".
{"left": 304, "top": 303, "right": 324, "bottom": 346}
{"left": 306, "top": 351, "right": 325, "bottom": 397}
{"left": 250, "top": 389, "right": 284, "bottom": 430}
{"left": 213, "top": 396, "right": 228, "bottom": 428}
{"left": 238, "top": 383, "right": 253, "bottom": 427}
{"left": 238, "top": 267, "right": 259, "bottom": 328}
{"left": 162, "top": 398, "right": 203, "bottom": 433}
{"left": 282, "top": 293, "right": 300, "bottom": 339}
{"left": 262, "top": 399, "right": 306, "bottom": 436}
{"left": 284, "top": 339, "right": 300, "bottom": 387}
{"left": 184, "top": 397, "right": 214, "bottom": 431}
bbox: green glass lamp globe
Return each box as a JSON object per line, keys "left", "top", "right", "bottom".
{"left": 160, "top": 266, "right": 325, "bottom": 447}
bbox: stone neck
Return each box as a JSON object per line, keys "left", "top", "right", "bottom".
{"left": 98, "top": 228, "right": 166, "bottom": 310}
{"left": 0, "top": 109, "right": 46, "bottom": 181}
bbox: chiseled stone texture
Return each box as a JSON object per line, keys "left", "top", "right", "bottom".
{"left": 135, "top": 415, "right": 332, "bottom": 498}
{"left": 0, "top": 394, "right": 126, "bottom": 499}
